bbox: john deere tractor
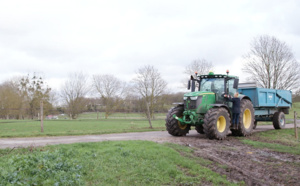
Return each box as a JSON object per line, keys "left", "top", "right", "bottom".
{"left": 165, "top": 71, "right": 255, "bottom": 140}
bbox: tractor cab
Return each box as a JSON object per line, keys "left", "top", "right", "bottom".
{"left": 188, "top": 71, "right": 239, "bottom": 104}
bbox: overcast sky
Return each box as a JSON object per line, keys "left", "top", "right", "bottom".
{"left": 0, "top": 0, "right": 299, "bottom": 93}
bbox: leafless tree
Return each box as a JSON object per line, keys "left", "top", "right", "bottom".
{"left": 182, "top": 59, "right": 214, "bottom": 88}
{"left": 184, "top": 59, "right": 214, "bottom": 77}
{"left": 292, "top": 88, "right": 300, "bottom": 102}
{"left": 243, "top": 35, "right": 300, "bottom": 90}
{"left": 61, "top": 72, "right": 90, "bottom": 119}
{"left": 0, "top": 74, "right": 53, "bottom": 120}
{"left": 132, "top": 65, "right": 167, "bottom": 128}
{"left": 18, "top": 73, "right": 52, "bottom": 119}
{"left": 92, "top": 74, "right": 126, "bottom": 119}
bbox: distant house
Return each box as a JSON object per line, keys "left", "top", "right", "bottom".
{"left": 46, "top": 115, "right": 59, "bottom": 120}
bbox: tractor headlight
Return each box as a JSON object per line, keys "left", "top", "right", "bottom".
{"left": 190, "top": 96, "right": 198, "bottom": 100}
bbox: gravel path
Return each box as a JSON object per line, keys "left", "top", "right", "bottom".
{"left": 0, "top": 124, "right": 297, "bottom": 149}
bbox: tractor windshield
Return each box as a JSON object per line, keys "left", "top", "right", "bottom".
{"left": 199, "top": 78, "right": 225, "bottom": 103}
{"left": 200, "top": 78, "right": 225, "bottom": 93}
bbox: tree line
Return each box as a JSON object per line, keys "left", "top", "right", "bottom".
{"left": 0, "top": 35, "right": 299, "bottom": 127}
{"left": 0, "top": 66, "right": 191, "bottom": 128}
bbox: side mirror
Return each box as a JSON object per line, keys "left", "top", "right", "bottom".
{"left": 233, "top": 79, "right": 239, "bottom": 89}
{"left": 187, "top": 80, "right": 191, "bottom": 90}
{"left": 191, "top": 80, "right": 196, "bottom": 92}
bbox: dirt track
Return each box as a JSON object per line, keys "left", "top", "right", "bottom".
{"left": 0, "top": 124, "right": 297, "bottom": 149}
{"left": 1, "top": 124, "right": 299, "bottom": 185}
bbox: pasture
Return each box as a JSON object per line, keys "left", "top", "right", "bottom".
{"left": 0, "top": 112, "right": 166, "bottom": 138}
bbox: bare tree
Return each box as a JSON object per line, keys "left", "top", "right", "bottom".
{"left": 293, "top": 88, "right": 300, "bottom": 102}
{"left": 61, "top": 72, "right": 90, "bottom": 119}
{"left": 18, "top": 73, "right": 52, "bottom": 119}
{"left": 182, "top": 59, "right": 214, "bottom": 88}
{"left": 132, "top": 65, "right": 167, "bottom": 128}
{"left": 184, "top": 59, "right": 214, "bottom": 77}
{"left": 0, "top": 74, "right": 53, "bottom": 120}
{"left": 243, "top": 35, "right": 300, "bottom": 90}
{"left": 92, "top": 74, "right": 126, "bottom": 119}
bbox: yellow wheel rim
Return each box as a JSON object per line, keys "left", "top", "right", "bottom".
{"left": 178, "top": 120, "right": 187, "bottom": 130}
{"left": 243, "top": 109, "right": 251, "bottom": 129}
{"left": 217, "top": 116, "right": 226, "bottom": 133}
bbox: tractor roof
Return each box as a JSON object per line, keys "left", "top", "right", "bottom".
{"left": 198, "top": 72, "right": 238, "bottom": 79}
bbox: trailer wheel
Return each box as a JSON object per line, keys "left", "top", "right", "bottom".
{"left": 165, "top": 106, "right": 190, "bottom": 136}
{"left": 231, "top": 99, "right": 254, "bottom": 136}
{"left": 195, "top": 125, "right": 204, "bottom": 134}
{"left": 203, "top": 107, "right": 230, "bottom": 140}
{"left": 273, "top": 112, "right": 285, "bottom": 129}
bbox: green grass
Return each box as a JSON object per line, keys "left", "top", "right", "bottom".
{"left": 0, "top": 141, "right": 240, "bottom": 185}
{"left": 241, "top": 129, "right": 300, "bottom": 155}
{"left": 286, "top": 102, "right": 300, "bottom": 120}
{"left": 61, "top": 112, "right": 166, "bottom": 120}
{"left": 0, "top": 119, "right": 165, "bottom": 138}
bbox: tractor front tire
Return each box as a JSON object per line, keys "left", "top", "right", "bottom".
{"left": 165, "top": 106, "right": 190, "bottom": 136}
{"left": 273, "top": 112, "right": 285, "bottom": 129}
{"left": 203, "top": 107, "right": 230, "bottom": 140}
{"left": 231, "top": 99, "right": 254, "bottom": 136}
{"left": 195, "top": 125, "right": 204, "bottom": 134}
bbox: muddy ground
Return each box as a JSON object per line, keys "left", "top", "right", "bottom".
{"left": 0, "top": 124, "right": 299, "bottom": 185}
{"left": 164, "top": 133, "right": 300, "bottom": 186}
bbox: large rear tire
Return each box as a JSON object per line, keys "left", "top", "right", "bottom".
{"left": 273, "top": 112, "right": 285, "bottom": 129}
{"left": 231, "top": 99, "right": 254, "bottom": 136}
{"left": 165, "top": 106, "right": 190, "bottom": 136}
{"left": 203, "top": 107, "right": 230, "bottom": 140}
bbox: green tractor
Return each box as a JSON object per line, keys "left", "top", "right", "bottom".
{"left": 165, "top": 71, "right": 255, "bottom": 140}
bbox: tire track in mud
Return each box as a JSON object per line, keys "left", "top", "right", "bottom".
{"left": 194, "top": 148, "right": 265, "bottom": 186}
{"left": 160, "top": 135, "right": 300, "bottom": 186}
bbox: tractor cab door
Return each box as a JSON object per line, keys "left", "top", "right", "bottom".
{"left": 226, "top": 78, "right": 238, "bottom": 97}
{"left": 225, "top": 78, "right": 239, "bottom": 108}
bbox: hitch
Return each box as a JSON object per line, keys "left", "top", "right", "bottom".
{"left": 173, "top": 110, "right": 197, "bottom": 125}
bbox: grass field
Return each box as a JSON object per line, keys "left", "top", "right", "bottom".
{"left": 61, "top": 112, "right": 166, "bottom": 120}
{"left": 0, "top": 113, "right": 299, "bottom": 185}
{"left": 0, "top": 141, "right": 240, "bottom": 185}
{"left": 241, "top": 128, "right": 300, "bottom": 155}
{"left": 287, "top": 102, "right": 300, "bottom": 119}
{"left": 0, "top": 119, "right": 166, "bottom": 138}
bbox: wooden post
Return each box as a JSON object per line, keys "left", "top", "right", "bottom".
{"left": 40, "top": 100, "right": 44, "bottom": 133}
{"left": 294, "top": 111, "right": 298, "bottom": 140}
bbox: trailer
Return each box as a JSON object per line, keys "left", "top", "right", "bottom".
{"left": 238, "top": 82, "right": 292, "bottom": 129}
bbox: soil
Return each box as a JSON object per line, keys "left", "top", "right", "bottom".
{"left": 163, "top": 134, "right": 300, "bottom": 186}
{"left": 0, "top": 124, "right": 299, "bottom": 185}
